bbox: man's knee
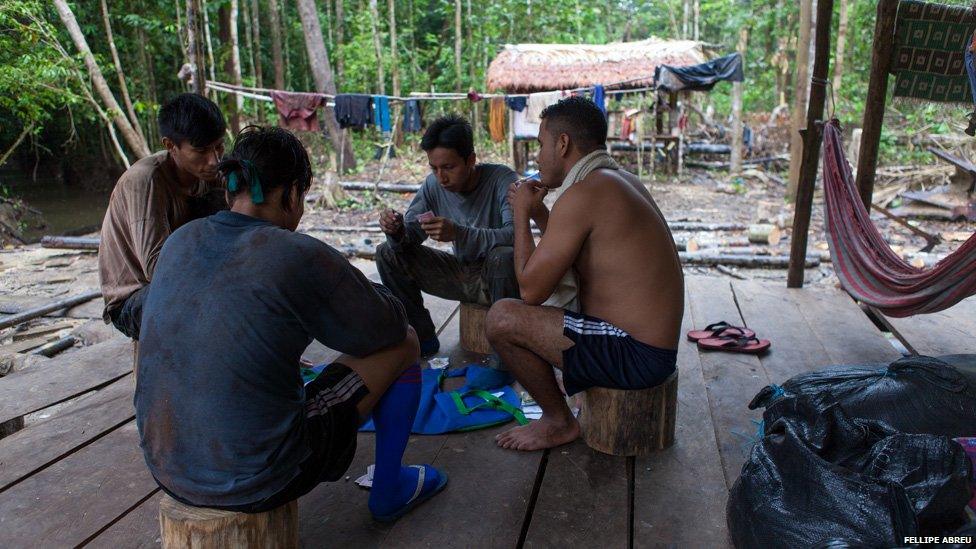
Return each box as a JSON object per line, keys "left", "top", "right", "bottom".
{"left": 485, "top": 246, "right": 515, "bottom": 276}
{"left": 375, "top": 241, "right": 397, "bottom": 267}
{"left": 486, "top": 298, "right": 522, "bottom": 342}
{"left": 396, "top": 325, "right": 421, "bottom": 364}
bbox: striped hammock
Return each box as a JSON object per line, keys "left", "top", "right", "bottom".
{"left": 822, "top": 120, "right": 976, "bottom": 317}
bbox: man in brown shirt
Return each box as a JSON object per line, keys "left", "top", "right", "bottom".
{"left": 99, "top": 93, "right": 227, "bottom": 339}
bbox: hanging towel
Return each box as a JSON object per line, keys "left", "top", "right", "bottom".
{"left": 525, "top": 90, "right": 563, "bottom": 124}
{"left": 543, "top": 150, "right": 620, "bottom": 311}
{"left": 402, "top": 99, "right": 423, "bottom": 132}
{"left": 372, "top": 95, "right": 391, "bottom": 132}
{"left": 505, "top": 96, "right": 527, "bottom": 112}
{"left": 593, "top": 85, "right": 606, "bottom": 117}
{"left": 489, "top": 97, "right": 506, "bottom": 142}
{"left": 270, "top": 91, "right": 326, "bottom": 132}
{"left": 333, "top": 94, "right": 373, "bottom": 129}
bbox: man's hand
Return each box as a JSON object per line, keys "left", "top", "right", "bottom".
{"left": 379, "top": 208, "right": 404, "bottom": 239}
{"left": 420, "top": 216, "right": 457, "bottom": 242}
{"left": 511, "top": 180, "right": 548, "bottom": 217}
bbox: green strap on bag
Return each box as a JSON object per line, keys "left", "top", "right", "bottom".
{"left": 450, "top": 389, "right": 529, "bottom": 426}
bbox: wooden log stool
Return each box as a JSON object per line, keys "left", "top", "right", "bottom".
{"left": 578, "top": 371, "right": 679, "bottom": 456}
{"left": 159, "top": 494, "right": 298, "bottom": 549}
{"left": 459, "top": 302, "right": 492, "bottom": 355}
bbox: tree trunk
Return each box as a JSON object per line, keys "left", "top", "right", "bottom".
{"left": 295, "top": 0, "right": 357, "bottom": 172}
{"left": 241, "top": 0, "right": 256, "bottom": 85}
{"left": 787, "top": 0, "right": 814, "bottom": 200}
{"left": 230, "top": 0, "right": 243, "bottom": 130}
{"left": 388, "top": 0, "right": 399, "bottom": 97}
{"left": 250, "top": 0, "right": 264, "bottom": 120}
{"left": 368, "top": 0, "right": 386, "bottom": 94}
{"left": 730, "top": 27, "right": 749, "bottom": 175}
{"left": 682, "top": 0, "right": 690, "bottom": 39}
{"left": 185, "top": 0, "right": 207, "bottom": 95}
{"left": 99, "top": 0, "right": 145, "bottom": 143}
{"left": 454, "top": 0, "right": 462, "bottom": 90}
{"left": 336, "top": 0, "right": 345, "bottom": 80}
{"left": 202, "top": 0, "right": 217, "bottom": 83}
{"left": 693, "top": 0, "right": 700, "bottom": 41}
{"left": 53, "top": 0, "right": 150, "bottom": 159}
{"left": 268, "top": 0, "right": 285, "bottom": 90}
{"left": 832, "top": 0, "right": 849, "bottom": 94}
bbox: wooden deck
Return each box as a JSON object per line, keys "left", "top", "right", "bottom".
{"left": 0, "top": 271, "right": 972, "bottom": 548}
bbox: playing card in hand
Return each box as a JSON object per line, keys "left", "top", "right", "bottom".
{"left": 418, "top": 211, "right": 435, "bottom": 223}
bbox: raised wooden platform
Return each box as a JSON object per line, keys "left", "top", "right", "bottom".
{"left": 2, "top": 271, "right": 970, "bottom": 548}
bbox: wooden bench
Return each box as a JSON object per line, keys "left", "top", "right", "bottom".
{"left": 579, "top": 371, "right": 679, "bottom": 456}
{"left": 159, "top": 495, "right": 298, "bottom": 548}
{"left": 459, "top": 303, "right": 492, "bottom": 355}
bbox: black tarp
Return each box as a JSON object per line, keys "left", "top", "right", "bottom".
{"left": 654, "top": 53, "right": 744, "bottom": 92}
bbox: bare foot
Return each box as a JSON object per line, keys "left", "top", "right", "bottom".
{"left": 495, "top": 416, "right": 580, "bottom": 451}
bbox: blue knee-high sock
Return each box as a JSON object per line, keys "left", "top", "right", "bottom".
{"left": 368, "top": 363, "right": 422, "bottom": 514}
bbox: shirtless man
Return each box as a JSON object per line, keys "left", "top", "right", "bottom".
{"left": 485, "top": 96, "right": 684, "bottom": 451}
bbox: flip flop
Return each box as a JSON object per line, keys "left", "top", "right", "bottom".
{"left": 687, "top": 321, "right": 756, "bottom": 342}
{"left": 371, "top": 465, "right": 449, "bottom": 523}
{"left": 697, "top": 334, "right": 771, "bottom": 354}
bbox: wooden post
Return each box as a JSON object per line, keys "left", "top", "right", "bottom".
{"left": 159, "top": 495, "right": 298, "bottom": 549}
{"left": 855, "top": 0, "right": 899, "bottom": 209}
{"left": 459, "top": 303, "right": 492, "bottom": 355}
{"left": 579, "top": 371, "right": 678, "bottom": 456}
{"left": 787, "top": 0, "right": 835, "bottom": 288}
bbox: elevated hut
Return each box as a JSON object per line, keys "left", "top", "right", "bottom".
{"left": 486, "top": 38, "right": 707, "bottom": 173}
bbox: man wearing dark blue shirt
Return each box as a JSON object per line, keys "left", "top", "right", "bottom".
{"left": 136, "top": 126, "right": 446, "bottom": 520}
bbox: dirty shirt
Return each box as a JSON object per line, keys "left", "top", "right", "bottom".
{"left": 135, "top": 210, "right": 407, "bottom": 507}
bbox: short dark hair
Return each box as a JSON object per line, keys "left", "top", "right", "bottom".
{"left": 420, "top": 114, "right": 474, "bottom": 158}
{"left": 540, "top": 96, "right": 607, "bottom": 151}
{"left": 217, "top": 126, "right": 312, "bottom": 211}
{"left": 158, "top": 93, "right": 227, "bottom": 147}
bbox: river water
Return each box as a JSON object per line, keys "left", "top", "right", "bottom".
{"left": 2, "top": 170, "right": 110, "bottom": 241}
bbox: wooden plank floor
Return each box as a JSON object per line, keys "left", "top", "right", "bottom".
{"left": 876, "top": 297, "right": 976, "bottom": 357}
{"left": 4, "top": 272, "right": 943, "bottom": 549}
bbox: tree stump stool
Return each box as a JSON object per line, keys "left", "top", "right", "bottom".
{"left": 159, "top": 495, "right": 298, "bottom": 549}
{"left": 459, "top": 302, "right": 492, "bottom": 355}
{"left": 579, "top": 371, "right": 678, "bottom": 456}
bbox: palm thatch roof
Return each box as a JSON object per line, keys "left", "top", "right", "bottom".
{"left": 486, "top": 38, "right": 707, "bottom": 93}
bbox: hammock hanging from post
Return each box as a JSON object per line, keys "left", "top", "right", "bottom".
{"left": 821, "top": 119, "right": 976, "bottom": 317}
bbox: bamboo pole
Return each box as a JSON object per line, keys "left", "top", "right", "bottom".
{"left": 855, "top": 0, "right": 899, "bottom": 209}
{"left": 787, "top": 0, "right": 834, "bottom": 288}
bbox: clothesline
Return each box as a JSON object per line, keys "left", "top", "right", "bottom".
{"left": 206, "top": 76, "right": 661, "bottom": 104}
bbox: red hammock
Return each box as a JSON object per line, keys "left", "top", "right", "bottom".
{"left": 822, "top": 120, "right": 976, "bottom": 317}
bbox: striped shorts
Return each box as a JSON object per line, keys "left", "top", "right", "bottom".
{"left": 232, "top": 363, "right": 369, "bottom": 513}
{"left": 561, "top": 310, "right": 677, "bottom": 396}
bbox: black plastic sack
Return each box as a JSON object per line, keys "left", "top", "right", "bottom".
{"left": 749, "top": 355, "right": 976, "bottom": 439}
{"left": 727, "top": 400, "right": 973, "bottom": 549}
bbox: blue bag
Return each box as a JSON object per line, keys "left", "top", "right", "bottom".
{"left": 360, "top": 366, "right": 527, "bottom": 434}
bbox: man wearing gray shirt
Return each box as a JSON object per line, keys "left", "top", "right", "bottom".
{"left": 377, "top": 115, "right": 519, "bottom": 369}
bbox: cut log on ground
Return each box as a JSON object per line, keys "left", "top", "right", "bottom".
{"left": 679, "top": 252, "right": 819, "bottom": 269}
{"left": 579, "top": 371, "right": 678, "bottom": 456}
{"left": 32, "top": 336, "right": 76, "bottom": 358}
{"left": 747, "top": 223, "right": 782, "bottom": 245}
{"left": 668, "top": 222, "right": 748, "bottom": 232}
{"left": 40, "top": 236, "right": 100, "bottom": 250}
{"left": 159, "top": 495, "right": 298, "bottom": 549}
{"left": 338, "top": 181, "right": 420, "bottom": 193}
{"left": 0, "top": 290, "right": 102, "bottom": 330}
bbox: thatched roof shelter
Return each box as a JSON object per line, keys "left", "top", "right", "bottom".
{"left": 486, "top": 38, "right": 707, "bottom": 93}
